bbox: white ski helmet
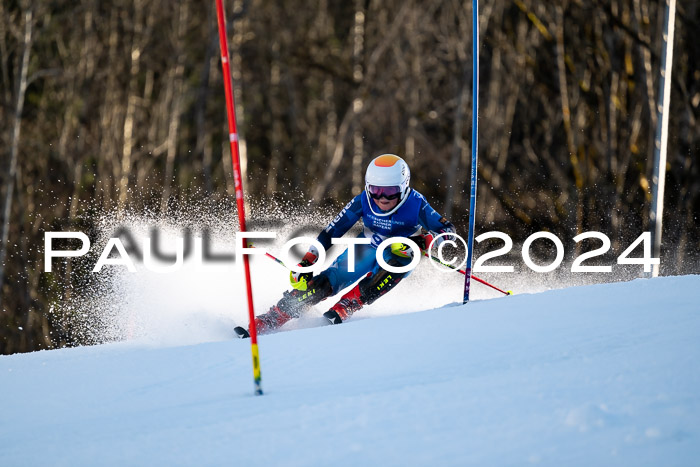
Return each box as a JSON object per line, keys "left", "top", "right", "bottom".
{"left": 365, "top": 154, "right": 411, "bottom": 216}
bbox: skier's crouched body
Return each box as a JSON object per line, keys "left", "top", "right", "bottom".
{"left": 237, "top": 154, "right": 456, "bottom": 337}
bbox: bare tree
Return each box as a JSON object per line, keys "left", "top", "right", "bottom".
{"left": 0, "top": 5, "right": 33, "bottom": 312}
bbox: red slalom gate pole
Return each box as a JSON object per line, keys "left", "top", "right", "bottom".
{"left": 215, "top": 0, "right": 262, "bottom": 396}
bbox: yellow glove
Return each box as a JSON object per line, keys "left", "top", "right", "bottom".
{"left": 289, "top": 248, "right": 319, "bottom": 291}
{"left": 290, "top": 271, "right": 309, "bottom": 291}
{"left": 390, "top": 242, "right": 414, "bottom": 258}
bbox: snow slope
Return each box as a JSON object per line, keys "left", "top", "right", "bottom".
{"left": 2, "top": 275, "right": 699, "bottom": 466}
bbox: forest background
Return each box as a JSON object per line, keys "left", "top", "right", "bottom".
{"left": 1, "top": 0, "right": 698, "bottom": 354}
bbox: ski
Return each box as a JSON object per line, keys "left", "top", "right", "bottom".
{"left": 323, "top": 310, "right": 343, "bottom": 325}
{"left": 234, "top": 326, "right": 250, "bottom": 339}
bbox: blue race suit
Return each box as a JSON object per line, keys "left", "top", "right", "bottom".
{"left": 314, "top": 188, "right": 455, "bottom": 294}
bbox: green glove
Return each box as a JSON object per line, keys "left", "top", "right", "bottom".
{"left": 290, "top": 271, "right": 310, "bottom": 291}
{"left": 289, "top": 249, "right": 318, "bottom": 291}
{"left": 390, "top": 242, "right": 414, "bottom": 258}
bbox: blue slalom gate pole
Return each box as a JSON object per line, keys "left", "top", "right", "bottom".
{"left": 463, "top": 0, "right": 479, "bottom": 304}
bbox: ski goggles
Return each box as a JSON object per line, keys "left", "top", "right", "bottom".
{"left": 367, "top": 185, "right": 402, "bottom": 200}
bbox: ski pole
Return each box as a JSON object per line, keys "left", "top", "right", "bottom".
{"left": 423, "top": 251, "right": 512, "bottom": 296}
{"left": 247, "top": 244, "right": 293, "bottom": 270}
{"left": 252, "top": 244, "right": 512, "bottom": 296}
{"left": 263, "top": 250, "right": 286, "bottom": 267}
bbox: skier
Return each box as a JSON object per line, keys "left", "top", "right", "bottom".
{"left": 235, "top": 154, "right": 456, "bottom": 338}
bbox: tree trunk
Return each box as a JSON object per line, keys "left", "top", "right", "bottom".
{"left": 118, "top": 0, "right": 146, "bottom": 212}
{"left": 161, "top": 2, "right": 189, "bottom": 213}
{"left": 555, "top": 2, "right": 584, "bottom": 242}
{"left": 0, "top": 6, "right": 32, "bottom": 312}
{"left": 351, "top": 0, "right": 366, "bottom": 195}
{"left": 444, "top": 67, "right": 469, "bottom": 220}
{"left": 195, "top": 6, "right": 217, "bottom": 195}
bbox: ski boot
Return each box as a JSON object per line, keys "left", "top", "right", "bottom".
{"left": 235, "top": 275, "right": 333, "bottom": 338}
{"left": 234, "top": 305, "right": 293, "bottom": 339}
{"left": 323, "top": 284, "right": 364, "bottom": 324}
{"left": 323, "top": 263, "right": 407, "bottom": 325}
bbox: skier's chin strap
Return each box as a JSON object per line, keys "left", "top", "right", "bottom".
{"left": 365, "top": 188, "right": 411, "bottom": 217}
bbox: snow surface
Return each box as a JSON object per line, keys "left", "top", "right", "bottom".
{"left": 2, "top": 274, "right": 699, "bottom": 466}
